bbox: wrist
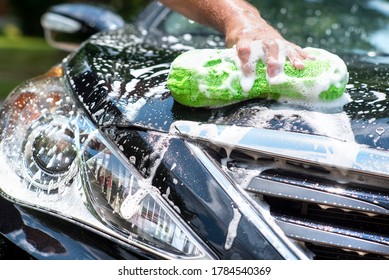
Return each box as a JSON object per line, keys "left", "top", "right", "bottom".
{"left": 224, "top": 9, "right": 276, "bottom": 47}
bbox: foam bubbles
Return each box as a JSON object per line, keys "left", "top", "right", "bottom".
{"left": 170, "top": 44, "right": 349, "bottom": 108}
{"left": 277, "top": 91, "right": 352, "bottom": 111}
{"left": 236, "top": 40, "right": 265, "bottom": 92}
{"left": 236, "top": 42, "right": 349, "bottom": 103}
{"left": 218, "top": 105, "right": 355, "bottom": 143}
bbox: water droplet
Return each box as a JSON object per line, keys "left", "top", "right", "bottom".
{"left": 376, "top": 127, "right": 385, "bottom": 136}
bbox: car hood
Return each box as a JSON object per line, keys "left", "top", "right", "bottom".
{"left": 65, "top": 25, "right": 389, "bottom": 151}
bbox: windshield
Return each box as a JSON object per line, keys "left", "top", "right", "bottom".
{"left": 160, "top": 0, "right": 389, "bottom": 55}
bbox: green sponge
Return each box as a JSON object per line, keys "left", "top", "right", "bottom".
{"left": 167, "top": 47, "right": 349, "bottom": 108}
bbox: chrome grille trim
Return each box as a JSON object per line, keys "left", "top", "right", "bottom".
{"left": 171, "top": 121, "right": 389, "bottom": 180}
{"left": 275, "top": 216, "right": 389, "bottom": 257}
{"left": 247, "top": 176, "right": 389, "bottom": 215}
{"left": 246, "top": 170, "right": 389, "bottom": 258}
{"left": 170, "top": 121, "right": 389, "bottom": 259}
{"left": 186, "top": 142, "right": 310, "bottom": 260}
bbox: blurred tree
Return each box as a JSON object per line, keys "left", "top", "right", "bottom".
{"left": 9, "top": 0, "right": 58, "bottom": 36}
{"left": 8, "top": 0, "right": 151, "bottom": 36}
{"left": 0, "top": 0, "right": 8, "bottom": 15}
{"left": 108, "top": 0, "right": 152, "bottom": 21}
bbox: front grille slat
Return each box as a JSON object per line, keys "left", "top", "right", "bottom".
{"left": 245, "top": 168, "right": 389, "bottom": 259}
{"left": 173, "top": 121, "right": 389, "bottom": 259}
{"left": 305, "top": 243, "right": 389, "bottom": 260}
{"left": 247, "top": 176, "right": 389, "bottom": 215}
{"left": 275, "top": 215, "right": 389, "bottom": 257}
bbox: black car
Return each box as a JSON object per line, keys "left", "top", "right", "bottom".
{"left": 1, "top": 0, "right": 389, "bottom": 260}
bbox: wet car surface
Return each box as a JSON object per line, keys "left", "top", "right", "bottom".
{"left": 1, "top": 0, "right": 389, "bottom": 259}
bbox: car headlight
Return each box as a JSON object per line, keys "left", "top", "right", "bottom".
{"left": 0, "top": 65, "right": 214, "bottom": 259}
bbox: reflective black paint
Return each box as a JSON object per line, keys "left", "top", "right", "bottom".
{"left": 109, "top": 128, "right": 282, "bottom": 259}
{"left": 3, "top": 0, "right": 389, "bottom": 260}
{"left": 67, "top": 26, "right": 389, "bottom": 151}
{"left": 0, "top": 195, "right": 153, "bottom": 259}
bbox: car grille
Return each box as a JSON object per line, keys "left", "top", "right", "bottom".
{"left": 246, "top": 168, "right": 389, "bottom": 259}
{"left": 171, "top": 121, "right": 389, "bottom": 259}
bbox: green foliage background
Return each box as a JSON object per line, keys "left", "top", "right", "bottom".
{"left": 0, "top": 0, "right": 152, "bottom": 100}
{"left": 7, "top": 0, "right": 151, "bottom": 36}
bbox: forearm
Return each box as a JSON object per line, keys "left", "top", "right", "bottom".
{"left": 159, "top": 0, "right": 270, "bottom": 45}
{"left": 160, "top": 0, "right": 309, "bottom": 76}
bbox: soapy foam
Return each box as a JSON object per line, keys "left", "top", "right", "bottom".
{"left": 233, "top": 39, "right": 307, "bottom": 91}
{"left": 265, "top": 39, "right": 288, "bottom": 85}
{"left": 236, "top": 40, "right": 265, "bottom": 92}
{"left": 224, "top": 207, "right": 242, "bottom": 250}
{"left": 238, "top": 42, "right": 349, "bottom": 101}
{"left": 171, "top": 120, "right": 361, "bottom": 182}
{"left": 170, "top": 45, "right": 348, "bottom": 106}
{"left": 276, "top": 90, "right": 351, "bottom": 110}
{"left": 218, "top": 105, "right": 355, "bottom": 142}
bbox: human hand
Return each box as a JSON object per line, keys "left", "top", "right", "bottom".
{"left": 225, "top": 13, "right": 313, "bottom": 79}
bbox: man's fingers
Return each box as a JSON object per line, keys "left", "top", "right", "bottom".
{"left": 237, "top": 38, "right": 255, "bottom": 76}
{"left": 263, "top": 40, "right": 282, "bottom": 78}
{"left": 236, "top": 39, "right": 312, "bottom": 78}
{"left": 287, "top": 48, "right": 305, "bottom": 70}
{"left": 294, "top": 45, "right": 314, "bottom": 60}
{"left": 266, "top": 57, "right": 282, "bottom": 77}
{"left": 236, "top": 38, "right": 252, "bottom": 65}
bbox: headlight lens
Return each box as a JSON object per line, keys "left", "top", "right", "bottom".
{"left": 0, "top": 66, "right": 213, "bottom": 259}
{"left": 23, "top": 115, "right": 77, "bottom": 191}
